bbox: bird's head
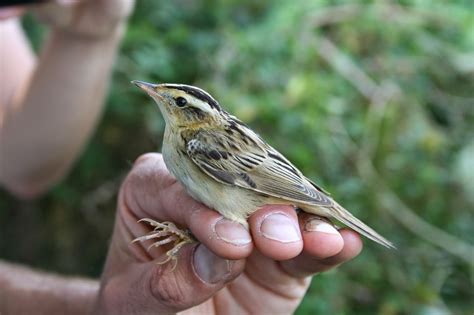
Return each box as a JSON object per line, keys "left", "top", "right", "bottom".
{"left": 132, "top": 81, "right": 225, "bottom": 129}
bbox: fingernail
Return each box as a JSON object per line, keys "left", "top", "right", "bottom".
{"left": 213, "top": 218, "right": 252, "bottom": 246}
{"left": 260, "top": 213, "right": 301, "bottom": 243}
{"left": 305, "top": 219, "right": 339, "bottom": 234}
{"left": 193, "top": 245, "right": 232, "bottom": 284}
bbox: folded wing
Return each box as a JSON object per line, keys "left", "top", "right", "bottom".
{"left": 186, "top": 127, "right": 333, "bottom": 207}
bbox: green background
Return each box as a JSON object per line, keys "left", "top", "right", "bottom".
{"left": 1, "top": 1, "right": 473, "bottom": 314}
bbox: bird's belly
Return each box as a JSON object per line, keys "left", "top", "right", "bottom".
{"left": 163, "top": 148, "right": 265, "bottom": 225}
{"left": 187, "top": 179, "right": 264, "bottom": 225}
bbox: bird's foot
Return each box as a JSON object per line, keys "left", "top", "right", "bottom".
{"left": 133, "top": 218, "right": 195, "bottom": 270}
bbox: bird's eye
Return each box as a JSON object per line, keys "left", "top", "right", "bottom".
{"left": 175, "top": 97, "right": 187, "bottom": 107}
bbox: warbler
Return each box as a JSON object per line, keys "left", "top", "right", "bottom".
{"left": 132, "top": 81, "right": 394, "bottom": 263}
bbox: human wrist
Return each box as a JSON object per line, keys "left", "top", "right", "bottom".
{"left": 0, "top": 261, "right": 100, "bottom": 315}
{"left": 62, "top": 277, "right": 100, "bottom": 315}
{"left": 48, "top": 19, "right": 127, "bottom": 43}
{"left": 31, "top": 0, "right": 134, "bottom": 42}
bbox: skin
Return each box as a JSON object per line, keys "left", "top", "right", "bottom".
{"left": 0, "top": 0, "right": 134, "bottom": 198}
{"left": 95, "top": 153, "right": 363, "bottom": 314}
{"left": 0, "top": 2, "right": 362, "bottom": 313}
{"left": 0, "top": 153, "right": 362, "bottom": 314}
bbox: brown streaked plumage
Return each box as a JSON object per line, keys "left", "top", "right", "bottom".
{"left": 132, "top": 81, "right": 394, "bottom": 262}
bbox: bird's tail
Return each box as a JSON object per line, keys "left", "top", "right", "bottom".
{"left": 330, "top": 202, "right": 395, "bottom": 249}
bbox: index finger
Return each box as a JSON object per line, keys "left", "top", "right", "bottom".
{"left": 122, "top": 153, "right": 253, "bottom": 260}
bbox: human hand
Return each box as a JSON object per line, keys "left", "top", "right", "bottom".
{"left": 95, "top": 153, "right": 362, "bottom": 314}
{"left": 32, "top": 0, "right": 135, "bottom": 38}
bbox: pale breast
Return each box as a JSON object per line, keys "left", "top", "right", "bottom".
{"left": 162, "top": 141, "right": 266, "bottom": 226}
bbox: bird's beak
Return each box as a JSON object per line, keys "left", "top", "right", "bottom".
{"left": 131, "top": 80, "right": 159, "bottom": 95}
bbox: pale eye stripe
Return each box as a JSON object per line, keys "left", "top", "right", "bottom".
{"left": 169, "top": 84, "right": 221, "bottom": 112}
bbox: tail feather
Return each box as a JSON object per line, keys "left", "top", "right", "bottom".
{"left": 329, "top": 203, "right": 395, "bottom": 249}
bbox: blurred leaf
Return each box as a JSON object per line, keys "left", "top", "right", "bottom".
{"left": 1, "top": 1, "right": 473, "bottom": 314}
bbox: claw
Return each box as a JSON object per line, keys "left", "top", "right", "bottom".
{"left": 133, "top": 218, "right": 195, "bottom": 270}
{"left": 132, "top": 230, "right": 174, "bottom": 243}
{"left": 146, "top": 235, "right": 178, "bottom": 251}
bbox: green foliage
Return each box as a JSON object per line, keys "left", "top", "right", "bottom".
{"left": 1, "top": 0, "right": 473, "bottom": 314}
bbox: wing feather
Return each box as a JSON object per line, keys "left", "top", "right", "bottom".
{"left": 186, "top": 127, "right": 332, "bottom": 206}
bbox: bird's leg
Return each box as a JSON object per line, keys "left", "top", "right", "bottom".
{"left": 133, "top": 218, "right": 195, "bottom": 270}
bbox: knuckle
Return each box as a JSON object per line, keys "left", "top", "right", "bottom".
{"left": 126, "top": 154, "right": 165, "bottom": 187}
{"left": 130, "top": 153, "right": 170, "bottom": 183}
{"left": 149, "top": 267, "right": 189, "bottom": 310}
{"left": 133, "top": 152, "right": 162, "bottom": 167}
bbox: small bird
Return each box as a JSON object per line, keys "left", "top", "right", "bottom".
{"left": 132, "top": 81, "right": 394, "bottom": 263}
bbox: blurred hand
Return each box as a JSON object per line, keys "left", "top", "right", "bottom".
{"left": 32, "top": 0, "right": 135, "bottom": 38}
{"left": 96, "top": 153, "right": 362, "bottom": 314}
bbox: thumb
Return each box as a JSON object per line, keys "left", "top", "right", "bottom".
{"left": 97, "top": 244, "right": 245, "bottom": 314}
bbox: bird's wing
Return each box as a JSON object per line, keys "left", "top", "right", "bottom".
{"left": 186, "top": 127, "right": 333, "bottom": 206}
